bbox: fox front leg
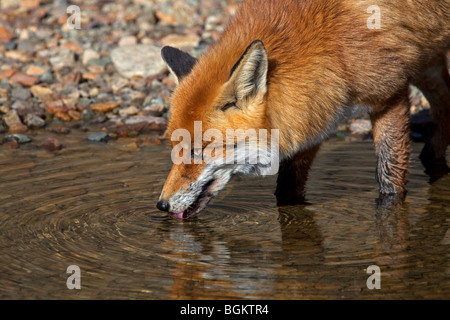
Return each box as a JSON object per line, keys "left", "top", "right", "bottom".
{"left": 275, "top": 145, "right": 321, "bottom": 206}
{"left": 371, "top": 90, "right": 411, "bottom": 200}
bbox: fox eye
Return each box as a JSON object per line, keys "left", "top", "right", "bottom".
{"left": 222, "top": 102, "right": 237, "bottom": 111}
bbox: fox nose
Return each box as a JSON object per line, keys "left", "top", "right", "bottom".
{"left": 157, "top": 200, "right": 170, "bottom": 212}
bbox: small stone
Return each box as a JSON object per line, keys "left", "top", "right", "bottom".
{"left": 87, "top": 58, "right": 109, "bottom": 68}
{"left": 0, "top": 26, "right": 14, "bottom": 43}
{"left": 106, "top": 115, "right": 167, "bottom": 135}
{"left": 60, "top": 71, "right": 82, "bottom": 84}
{"left": 118, "top": 35, "right": 137, "bottom": 47}
{"left": 82, "top": 49, "right": 100, "bottom": 65}
{"left": 9, "top": 72, "right": 39, "bottom": 87}
{"left": 161, "top": 33, "right": 200, "bottom": 49}
{"left": 0, "top": 87, "right": 8, "bottom": 99}
{"left": 110, "top": 44, "right": 167, "bottom": 78}
{"left": 111, "top": 77, "right": 129, "bottom": 94}
{"left": 129, "top": 91, "right": 146, "bottom": 105}
{"left": 11, "top": 87, "right": 31, "bottom": 100}
{"left": 17, "top": 39, "right": 42, "bottom": 52}
{"left": 11, "top": 101, "right": 33, "bottom": 118}
{"left": 88, "top": 132, "right": 109, "bottom": 143}
{"left": 0, "top": 69, "right": 16, "bottom": 80}
{"left": 3, "top": 133, "right": 32, "bottom": 144}
{"left": 119, "top": 106, "right": 139, "bottom": 116}
{"left": 51, "top": 126, "right": 71, "bottom": 135}
{"left": 39, "top": 73, "right": 53, "bottom": 83}
{"left": 2, "top": 139, "right": 19, "bottom": 149}
{"left": 50, "top": 50, "right": 75, "bottom": 68}
{"left": 0, "top": 0, "right": 18, "bottom": 9}
{"left": 89, "top": 87, "right": 99, "bottom": 97}
{"left": 25, "top": 65, "right": 47, "bottom": 76}
{"left": 82, "top": 72, "right": 101, "bottom": 82}
{"left": 155, "top": 10, "right": 177, "bottom": 25}
{"left": 3, "top": 110, "right": 28, "bottom": 133}
{"left": 349, "top": 119, "right": 372, "bottom": 135}
{"left": 144, "top": 103, "right": 166, "bottom": 117}
{"left": 162, "top": 76, "right": 177, "bottom": 87}
{"left": 68, "top": 110, "right": 83, "bottom": 120}
{"left": 4, "top": 50, "right": 30, "bottom": 62}
{"left": 62, "top": 42, "right": 84, "bottom": 53}
{"left": 0, "top": 105, "right": 10, "bottom": 114}
{"left": 34, "top": 28, "right": 53, "bottom": 39}
{"left": 5, "top": 40, "right": 16, "bottom": 50}
{"left": 30, "top": 85, "right": 53, "bottom": 100}
{"left": 11, "top": 99, "right": 31, "bottom": 110}
{"left": 41, "top": 137, "right": 63, "bottom": 152}
{"left": 20, "top": 0, "right": 41, "bottom": 10}
{"left": 92, "top": 101, "right": 120, "bottom": 113}
{"left": 24, "top": 114, "right": 45, "bottom": 128}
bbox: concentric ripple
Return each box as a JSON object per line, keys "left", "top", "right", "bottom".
{"left": 0, "top": 130, "right": 449, "bottom": 299}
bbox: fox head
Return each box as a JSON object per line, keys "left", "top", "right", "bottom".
{"left": 157, "top": 40, "right": 279, "bottom": 219}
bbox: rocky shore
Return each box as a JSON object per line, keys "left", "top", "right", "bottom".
{"left": 0, "top": 0, "right": 434, "bottom": 151}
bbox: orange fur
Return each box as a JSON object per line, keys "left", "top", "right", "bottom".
{"left": 159, "top": 0, "right": 450, "bottom": 213}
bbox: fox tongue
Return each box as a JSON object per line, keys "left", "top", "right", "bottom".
{"left": 173, "top": 212, "right": 187, "bottom": 219}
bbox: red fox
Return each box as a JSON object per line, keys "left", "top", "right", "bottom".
{"left": 157, "top": 0, "right": 450, "bottom": 218}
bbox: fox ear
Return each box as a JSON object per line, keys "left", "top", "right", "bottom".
{"left": 161, "top": 46, "right": 197, "bottom": 83}
{"left": 228, "top": 40, "right": 268, "bottom": 100}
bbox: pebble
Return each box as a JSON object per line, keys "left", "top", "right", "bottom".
{"left": 68, "top": 110, "right": 83, "bottom": 121}
{"left": 11, "top": 87, "right": 31, "bottom": 100}
{"left": 0, "top": 69, "right": 16, "bottom": 80}
{"left": 82, "top": 49, "right": 100, "bottom": 66}
{"left": 118, "top": 35, "right": 138, "bottom": 47}
{"left": 110, "top": 44, "right": 167, "bottom": 78}
{"left": 161, "top": 33, "right": 200, "bottom": 49}
{"left": 0, "top": 25, "right": 14, "bottom": 43}
{"left": 25, "top": 65, "right": 48, "bottom": 76}
{"left": 3, "top": 133, "right": 32, "bottom": 144}
{"left": 3, "top": 110, "right": 28, "bottom": 133}
{"left": 4, "top": 50, "right": 30, "bottom": 62}
{"left": 2, "top": 139, "right": 19, "bottom": 149}
{"left": 106, "top": 115, "right": 167, "bottom": 137}
{"left": 24, "top": 114, "right": 46, "bottom": 128}
{"left": 9, "top": 72, "right": 39, "bottom": 87}
{"left": 88, "top": 132, "right": 110, "bottom": 143}
{"left": 49, "top": 50, "right": 75, "bottom": 69}
{"left": 144, "top": 103, "right": 166, "bottom": 117}
{"left": 92, "top": 101, "right": 120, "bottom": 113}
{"left": 30, "top": 85, "right": 53, "bottom": 100}
{"left": 0, "top": 105, "right": 10, "bottom": 114}
{"left": 41, "top": 137, "right": 63, "bottom": 152}
{"left": 119, "top": 106, "right": 139, "bottom": 116}
{"left": 349, "top": 119, "right": 372, "bottom": 135}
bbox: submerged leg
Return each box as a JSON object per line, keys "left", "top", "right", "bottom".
{"left": 371, "top": 90, "right": 411, "bottom": 198}
{"left": 275, "top": 144, "right": 320, "bottom": 206}
{"left": 413, "top": 55, "right": 450, "bottom": 181}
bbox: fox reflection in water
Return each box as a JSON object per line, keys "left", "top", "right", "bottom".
{"left": 155, "top": 175, "right": 449, "bottom": 299}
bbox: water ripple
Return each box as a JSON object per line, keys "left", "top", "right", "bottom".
{"left": 0, "top": 132, "right": 448, "bottom": 299}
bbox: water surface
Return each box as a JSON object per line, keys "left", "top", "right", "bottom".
{"left": 0, "top": 130, "right": 449, "bottom": 299}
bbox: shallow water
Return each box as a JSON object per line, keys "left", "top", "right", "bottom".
{"left": 0, "top": 130, "right": 449, "bottom": 299}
